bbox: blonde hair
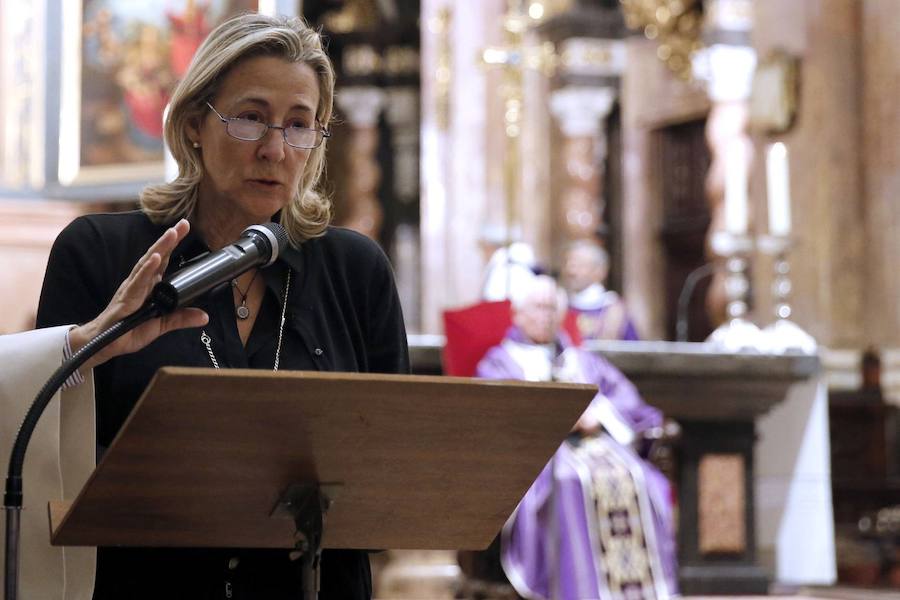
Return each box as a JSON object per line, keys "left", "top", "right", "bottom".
{"left": 140, "top": 13, "right": 335, "bottom": 246}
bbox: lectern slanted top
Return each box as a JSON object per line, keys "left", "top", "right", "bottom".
{"left": 49, "top": 367, "right": 595, "bottom": 551}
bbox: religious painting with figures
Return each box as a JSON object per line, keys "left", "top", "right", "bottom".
{"left": 60, "top": 0, "right": 256, "bottom": 185}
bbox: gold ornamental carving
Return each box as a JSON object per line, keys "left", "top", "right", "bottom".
{"left": 620, "top": 0, "right": 704, "bottom": 81}
{"left": 481, "top": 1, "right": 559, "bottom": 241}
{"left": 428, "top": 7, "right": 452, "bottom": 130}
{"left": 322, "top": 0, "right": 380, "bottom": 33}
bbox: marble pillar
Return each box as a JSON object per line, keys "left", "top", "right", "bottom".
{"left": 420, "top": 0, "right": 505, "bottom": 333}
{"left": 861, "top": 0, "right": 900, "bottom": 351}
{"left": 695, "top": 6, "right": 757, "bottom": 325}
{"left": 384, "top": 87, "right": 422, "bottom": 332}
{"left": 550, "top": 85, "right": 616, "bottom": 243}
{"left": 0, "top": 0, "right": 45, "bottom": 189}
{"left": 384, "top": 87, "right": 421, "bottom": 205}
{"left": 334, "top": 86, "right": 385, "bottom": 240}
{"left": 518, "top": 28, "right": 554, "bottom": 265}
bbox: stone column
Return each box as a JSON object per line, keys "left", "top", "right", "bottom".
{"left": 861, "top": 0, "right": 900, "bottom": 351}
{"left": 420, "top": 0, "right": 504, "bottom": 333}
{"left": 0, "top": 0, "right": 45, "bottom": 189}
{"left": 550, "top": 85, "right": 616, "bottom": 242}
{"left": 334, "top": 86, "right": 386, "bottom": 240}
{"left": 695, "top": 0, "right": 756, "bottom": 325}
{"left": 384, "top": 86, "right": 422, "bottom": 332}
{"left": 384, "top": 87, "right": 421, "bottom": 205}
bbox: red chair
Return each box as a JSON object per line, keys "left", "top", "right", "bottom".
{"left": 442, "top": 300, "right": 582, "bottom": 377}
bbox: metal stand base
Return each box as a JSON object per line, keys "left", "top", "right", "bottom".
{"left": 4, "top": 508, "right": 20, "bottom": 600}
{"left": 272, "top": 483, "right": 341, "bottom": 600}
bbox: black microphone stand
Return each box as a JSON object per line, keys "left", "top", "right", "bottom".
{"left": 675, "top": 262, "right": 717, "bottom": 342}
{"left": 3, "top": 301, "right": 163, "bottom": 600}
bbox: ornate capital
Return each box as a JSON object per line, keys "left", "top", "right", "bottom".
{"left": 384, "top": 87, "right": 419, "bottom": 129}
{"left": 705, "top": 0, "right": 754, "bottom": 33}
{"left": 558, "top": 38, "right": 627, "bottom": 78}
{"left": 343, "top": 45, "right": 383, "bottom": 77}
{"left": 335, "top": 86, "right": 386, "bottom": 128}
{"left": 694, "top": 43, "right": 756, "bottom": 103}
{"left": 621, "top": 0, "right": 703, "bottom": 81}
{"left": 550, "top": 86, "right": 616, "bottom": 138}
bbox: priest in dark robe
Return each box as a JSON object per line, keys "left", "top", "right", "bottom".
{"left": 563, "top": 240, "right": 640, "bottom": 341}
{"left": 476, "top": 275, "right": 677, "bottom": 599}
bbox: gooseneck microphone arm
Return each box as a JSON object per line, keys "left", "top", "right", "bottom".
{"left": 3, "top": 222, "right": 288, "bottom": 600}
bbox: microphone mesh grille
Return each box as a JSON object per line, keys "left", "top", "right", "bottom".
{"left": 265, "top": 222, "right": 290, "bottom": 254}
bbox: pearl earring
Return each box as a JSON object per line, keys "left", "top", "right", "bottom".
{"left": 192, "top": 141, "right": 200, "bottom": 148}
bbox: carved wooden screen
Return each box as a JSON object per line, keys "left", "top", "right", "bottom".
{"left": 657, "top": 118, "right": 713, "bottom": 341}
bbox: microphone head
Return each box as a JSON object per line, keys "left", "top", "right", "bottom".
{"left": 243, "top": 222, "right": 289, "bottom": 266}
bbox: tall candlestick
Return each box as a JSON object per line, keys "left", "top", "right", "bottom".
{"left": 724, "top": 140, "right": 749, "bottom": 234}
{"left": 766, "top": 142, "right": 792, "bottom": 237}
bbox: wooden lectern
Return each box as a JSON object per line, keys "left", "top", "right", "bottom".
{"left": 48, "top": 367, "right": 595, "bottom": 598}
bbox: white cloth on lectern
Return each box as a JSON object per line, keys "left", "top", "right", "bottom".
{"left": 0, "top": 326, "right": 96, "bottom": 599}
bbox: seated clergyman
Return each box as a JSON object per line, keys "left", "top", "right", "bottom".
{"left": 563, "top": 240, "right": 640, "bottom": 341}
{"left": 477, "top": 275, "right": 677, "bottom": 600}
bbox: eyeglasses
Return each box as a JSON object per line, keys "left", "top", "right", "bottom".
{"left": 206, "top": 102, "right": 330, "bottom": 149}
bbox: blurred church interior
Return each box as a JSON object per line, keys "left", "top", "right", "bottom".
{"left": 1, "top": 0, "right": 899, "bottom": 597}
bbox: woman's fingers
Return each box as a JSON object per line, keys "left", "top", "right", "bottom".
{"left": 115, "top": 252, "right": 162, "bottom": 313}
{"left": 116, "top": 219, "right": 191, "bottom": 308}
{"left": 124, "top": 219, "right": 189, "bottom": 285}
{"left": 160, "top": 308, "right": 209, "bottom": 335}
{"left": 146, "top": 219, "right": 188, "bottom": 260}
{"left": 124, "top": 229, "right": 173, "bottom": 284}
{"left": 156, "top": 219, "right": 190, "bottom": 276}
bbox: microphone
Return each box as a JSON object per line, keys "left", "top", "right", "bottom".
{"left": 150, "top": 222, "right": 289, "bottom": 314}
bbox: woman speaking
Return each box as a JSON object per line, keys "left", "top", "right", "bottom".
{"left": 34, "top": 12, "right": 408, "bottom": 599}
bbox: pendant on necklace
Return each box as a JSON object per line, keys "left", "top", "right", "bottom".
{"left": 236, "top": 302, "right": 250, "bottom": 320}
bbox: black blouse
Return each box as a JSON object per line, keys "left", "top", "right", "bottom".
{"left": 36, "top": 210, "right": 409, "bottom": 600}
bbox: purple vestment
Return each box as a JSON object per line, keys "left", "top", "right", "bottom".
{"left": 477, "top": 327, "right": 677, "bottom": 599}
{"left": 569, "top": 284, "right": 640, "bottom": 342}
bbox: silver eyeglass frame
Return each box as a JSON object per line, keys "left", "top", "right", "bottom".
{"left": 205, "top": 101, "right": 330, "bottom": 149}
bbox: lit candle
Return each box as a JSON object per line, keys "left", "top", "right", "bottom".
{"left": 724, "top": 140, "right": 749, "bottom": 234}
{"left": 766, "top": 142, "right": 792, "bottom": 237}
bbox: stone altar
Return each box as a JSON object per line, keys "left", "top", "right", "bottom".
{"left": 407, "top": 336, "right": 830, "bottom": 594}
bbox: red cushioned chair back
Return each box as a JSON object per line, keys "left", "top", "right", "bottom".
{"left": 442, "top": 300, "right": 582, "bottom": 377}
{"left": 442, "top": 301, "right": 513, "bottom": 377}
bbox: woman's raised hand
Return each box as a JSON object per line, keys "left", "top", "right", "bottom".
{"left": 68, "top": 219, "right": 208, "bottom": 369}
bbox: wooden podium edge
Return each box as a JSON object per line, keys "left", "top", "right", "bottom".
{"left": 47, "top": 367, "right": 598, "bottom": 548}
{"left": 49, "top": 500, "right": 72, "bottom": 542}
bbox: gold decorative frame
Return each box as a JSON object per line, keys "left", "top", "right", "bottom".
{"left": 749, "top": 48, "right": 799, "bottom": 134}
{"left": 620, "top": 0, "right": 704, "bottom": 81}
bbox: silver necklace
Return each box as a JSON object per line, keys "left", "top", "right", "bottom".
{"left": 232, "top": 269, "right": 259, "bottom": 320}
{"left": 200, "top": 268, "right": 291, "bottom": 371}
